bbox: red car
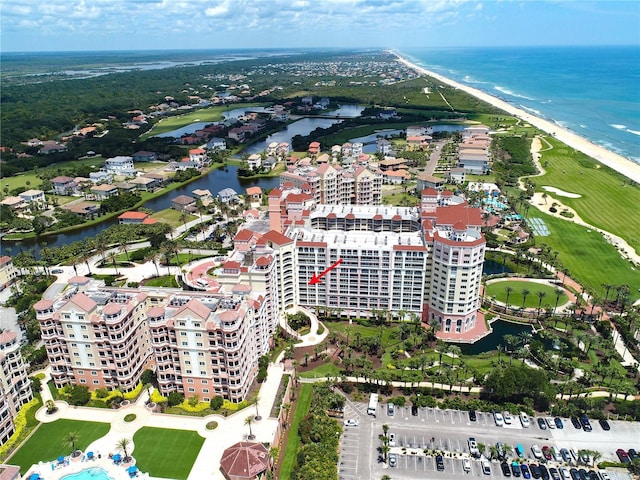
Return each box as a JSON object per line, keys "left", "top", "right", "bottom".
{"left": 542, "top": 446, "right": 553, "bottom": 461}
{"left": 616, "top": 449, "right": 631, "bottom": 464}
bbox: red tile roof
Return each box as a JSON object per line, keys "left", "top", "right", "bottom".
{"left": 118, "top": 211, "right": 149, "bottom": 220}
{"left": 220, "top": 442, "right": 270, "bottom": 480}
{"left": 68, "top": 292, "right": 97, "bottom": 312}
{"left": 258, "top": 230, "right": 293, "bottom": 246}
{"left": 246, "top": 186, "right": 262, "bottom": 196}
{"left": 234, "top": 229, "right": 255, "bottom": 242}
{"left": 175, "top": 299, "right": 211, "bottom": 320}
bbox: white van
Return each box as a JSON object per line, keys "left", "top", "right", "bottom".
{"left": 520, "top": 412, "right": 530, "bottom": 428}
{"left": 196, "top": 278, "right": 208, "bottom": 288}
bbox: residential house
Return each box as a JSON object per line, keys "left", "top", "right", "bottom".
{"left": 118, "top": 211, "right": 150, "bottom": 225}
{"left": 377, "top": 138, "right": 393, "bottom": 156}
{"left": 192, "top": 189, "right": 213, "bottom": 206}
{"left": 378, "top": 108, "right": 397, "bottom": 120}
{"left": 406, "top": 135, "right": 432, "bottom": 151}
{"left": 189, "top": 148, "right": 207, "bottom": 166}
{"left": 91, "top": 184, "right": 119, "bottom": 200}
{"left": 246, "top": 186, "right": 263, "bottom": 203}
{"left": 378, "top": 157, "right": 407, "bottom": 172}
{"left": 130, "top": 176, "right": 159, "bottom": 192}
{"left": 63, "top": 202, "right": 100, "bottom": 218}
{"left": 308, "top": 142, "right": 321, "bottom": 157}
{"left": 247, "top": 154, "right": 262, "bottom": 170}
{"left": 446, "top": 167, "right": 467, "bottom": 184}
{"left": 263, "top": 157, "right": 277, "bottom": 170}
{"left": 89, "top": 170, "right": 112, "bottom": 184}
{"left": 39, "top": 143, "right": 68, "bottom": 155}
{"left": 104, "top": 156, "right": 136, "bottom": 176}
{"left": 51, "top": 176, "right": 76, "bottom": 196}
{"left": 207, "top": 137, "right": 227, "bottom": 150}
{"left": 115, "top": 182, "right": 137, "bottom": 194}
{"left": 416, "top": 173, "right": 445, "bottom": 191}
{"left": 0, "top": 197, "right": 25, "bottom": 211}
{"left": 218, "top": 188, "right": 239, "bottom": 204}
{"left": 382, "top": 170, "right": 411, "bottom": 185}
{"left": 172, "top": 195, "right": 196, "bottom": 212}
{"left": 132, "top": 151, "right": 157, "bottom": 162}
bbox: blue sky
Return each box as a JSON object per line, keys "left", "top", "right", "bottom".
{"left": 1, "top": 0, "right": 639, "bottom": 52}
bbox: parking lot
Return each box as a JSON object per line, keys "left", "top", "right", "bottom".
{"left": 338, "top": 402, "right": 638, "bottom": 480}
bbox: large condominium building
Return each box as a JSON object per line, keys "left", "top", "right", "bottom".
{"left": 280, "top": 162, "right": 382, "bottom": 206}
{"left": 35, "top": 284, "right": 273, "bottom": 402}
{"left": 0, "top": 330, "right": 32, "bottom": 446}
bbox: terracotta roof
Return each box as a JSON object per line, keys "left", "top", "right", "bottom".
{"left": 435, "top": 204, "right": 483, "bottom": 227}
{"left": 232, "top": 284, "right": 252, "bottom": 293}
{"left": 118, "top": 211, "right": 149, "bottom": 220}
{"left": 189, "top": 148, "right": 206, "bottom": 154}
{"left": 234, "top": 229, "right": 255, "bottom": 242}
{"left": 33, "top": 299, "right": 54, "bottom": 310}
{"left": 68, "top": 276, "right": 90, "bottom": 285}
{"left": 175, "top": 299, "right": 211, "bottom": 320}
{"left": 142, "top": 218, "right": 158, "bottom": 224}
{"left": 255, "top": 255, "right": 272, "bottom": 267}
{"left": 0, "top": 255, "right": 11, "bottom": 266}
{"left": 219, "top": 310, "right": 240, "bottom": 322}
{"left": 422, "top": 188, "right": 438, "bottom": 196}
{"left": 68, "top": 292, "right": 97, "bottom": 312}
{"left": 286, "top": 193, "right": 311, "bottom": 203}
{"left": 258, "top": 230, "right": 293, "bottom": 246}
{"left": 0, "top": 330, "right": 17, "bottom": 345}
{"left": 246, "top": 186, "right": 262, "bottom": 196}
{"left": 220, "top": 442, "right": 270, "bottom": 480}
{"left": 103, "top": 303, "right": 122, "bottom": 316}
{"left": 269, "top": 188, "right": 282, "bottom": 198}
{"left": 223, "top": 261, "right": 242, "bottom": 271}
{"left": 147, "top": 306, "right": 165, "bottom": 318}
{"left": 453, "top": 221, "right": 467, "bottom": 231}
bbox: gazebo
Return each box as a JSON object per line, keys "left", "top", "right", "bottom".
{"left": 220, "top": 442, "right": 271, "bottom": 480}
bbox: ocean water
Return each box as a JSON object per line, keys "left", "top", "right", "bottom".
{"left": 400, "top": 46, "right": 640, "bottom": 163}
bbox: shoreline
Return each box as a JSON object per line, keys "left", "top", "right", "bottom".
{"left": 392, "top": 51, "right": 640, "bottom": 184}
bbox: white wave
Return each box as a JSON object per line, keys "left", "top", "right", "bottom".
{"left": 610, "top": 124, "right": 627, "bottom": 130}
{"left": 626, "top": 129, "right": 640, "bottom": 136}
{"left": 520, "top": 105, "right": 542, "bottom": 116}
{"left": 493, "top": 85, "right": 535, "bottom": 100}
{"left": 579, "top": 124, "right": 587, "bottom": 129}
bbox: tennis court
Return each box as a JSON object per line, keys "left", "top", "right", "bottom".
{"left": 527, "top": 217, "right": 550, "bottom": 236}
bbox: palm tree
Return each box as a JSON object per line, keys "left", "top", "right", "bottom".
{"left": 448, "top": 345, "right": 461, "bottom": 368}
{"left": 244, "top": 415, "right": 255, "bottom": 440}
{"left": 253, "top": 395, "right": 261, "bottom": 420}
{"left": 536, "top": 291, "right": 547, "bottom": 317}
{"left": 64, "top": 431, "right": 80, "bottom": 456}
{"left": 553, "top": 287, "right": 564, "bottom": 315}
{"left": 116, "top": 438, "right": 131, "bottom": 461}
{"left": 521, "top": 288, "right": 530, "bottom": 309}
{"left": 504, "top": 286, "right": 514, "bottom": 309}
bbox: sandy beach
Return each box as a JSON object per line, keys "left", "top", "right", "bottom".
{"left": 393, "top": 52, "right": 640, "bottom": 184}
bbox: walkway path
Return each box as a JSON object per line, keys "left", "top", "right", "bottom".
{"left": 30, "top": 364, "right": 285, "bottom": 480}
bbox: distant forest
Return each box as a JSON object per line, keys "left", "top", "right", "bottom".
{"left": 1, "top": 49, "right": 502, "bottom": 176}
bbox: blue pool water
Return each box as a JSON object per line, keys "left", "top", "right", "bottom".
{"left": 62, "top": 468, "right": 114, "bottom": 480}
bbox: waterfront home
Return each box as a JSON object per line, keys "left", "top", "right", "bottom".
{"left": 18, "top": 189, "right": 46, "bottom": 207}
{"left": 39, "top": 142, "right": 68, "bottom": 155}
{"left": 207, "top": 137, "right": 227, "bottom": 150}
{"left": 308, "top": 141, "right": 321, "bottom": 156}
{"left": 130, "top": 176, "right": 159, "bottom": 191}
{"left": 264, "top": 156, "right": 277, "bottom": 170}
{"left": 189, "top": 148, "right": 207, "bottom": 166}
{"left": 406, "top": 135, "right": 432, "bottom": 151}
{"left": 416, "top": 173, "right": 445, "bottom": 191}
{"left": 228, "top": 127, "right": 246, "bottom": 142}
{"left": 463, "top": 125, "right": 490, "bottom": 139}
{"left": 247, "top": 154, "right": 262, "bottom": 170}
{"left": 91, "top": 184, "right": 119, "bottom": 200}
{"left": 378, "top": 108, "right": 398, "bottom": 120}
{"left": 118, "top": 211, "right": 150, "bottom": 225}
{"left": 218, "top": 188, "right": 239, "bottom": 204}
{"left": 115, "top": 182, "right": 137, "bottom": 193}
{"left": 132, "top": 150, "right": 157, "bottom": 162}
{"left": 51, "top": 175, "right": 76, "bottom": 195}
{"left": 192, "top": 189, "right": 213, "bottom": 206}
{"left": 63, "top": 202, "right": 100, "bottom": 218}
{"left": 246, "top": 186, "right": 263, "bottom": 203}
{"left": 171, "top": 194, "right": 196, "bottom": 212}
{"left": 0, "top": 196, "right": 26, "bottom": 211}
{"left": 377, "top": 138, "right": 393, "bottom": 156}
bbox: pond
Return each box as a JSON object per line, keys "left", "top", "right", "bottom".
{"left": 482, "top": 259, "right": 513, "bottom": 276}
{"left": 456, "top": 319, "right": 533, "bottom": 355}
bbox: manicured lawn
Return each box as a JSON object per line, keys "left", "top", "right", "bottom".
{"left": 485, "top": 280, "right": 568, "bottom": 308}
{"left": 535, "top": 136, "right": 640, "bottom": 254}
{"left": 150, "top": 208, "right": 196, "bottom": 227}
{"left": 533, "top": 210, "right": 640, "bottom": 301}
{"left": 143, "top": 275, "right": 179, "bottom": 288}
{"left": 8, "top": 419, "right": 110, "bottom": 474}
{"left": 133, "top": 427, "right": 205, "bottom": 480}
{"left": 279, "top": 383, "right": 312, "bottom": 480}
{"left": 298, "top": 363, "right": 342, "bottom": 379}
{"left": 382, "top": 192, "right": 419, "bottom": 206}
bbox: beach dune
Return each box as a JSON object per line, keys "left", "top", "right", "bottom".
{"left": 393, "top": 52, "right": 640, "bottom": 184}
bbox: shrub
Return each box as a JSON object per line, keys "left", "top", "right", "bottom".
{"left": 167, "top": 392, "right": 184, "bottom": 407}
{"left": 188, "top": 395, "right": 199, "bottom": 407}
{"left": 222, "top": 400, "right": 248, "bottom": 412}
{"left": 67, "top": 385, "right": 91, "bottom": 406}
{"left": 210, "top": 396, "right": 224, "bottom": 410}
{"left": 123, "top": 382, "right": 143, "bottom": 400}
{"left": 95, "top": 388, "right": 109, "bottom": 399}
{"left": 0, "top": 397, "right": 41, "bottom": 461}
{"left": 124, "top": 414, "right": 137, "bottom": 423}
{"left": 151, "top": 390, "right": 167, "bottom": 404}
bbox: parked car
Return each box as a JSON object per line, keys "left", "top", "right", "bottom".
{"left": 411, "top": 405, "right": 418, "bottom": 416}
{"left": 389, "top": 453, "right": 397, "bottom": 467}
{"left": 468, "top": 437, "right": 480, "bottom": 456}
{"left": 559, "top": 467, "right": 571, "bottom": 480}
{"left": 579, "top": 415, "right": 592, "bottom": 431}
{"left": 494, "top": 411, "right": 505, "bottom": 427}
{"left": 587, "top": 471, "right": 600, "bottom": 480}
{"left": 549, "top": 467, "right": 561, "bottom": 480}
{"left": 537, "top": 417, "right": 547, "bottom": 430}
{"left": 482, "top": 458, "right": 492, "bottom": 475}
{"left": 52, "top": 268, "right": 64, "bottom": 274}
{"left": 520, "top": 412, "right": 530, "bottom": 428}
{"left": 571, "top": 417, "right": 582, "bottom": 429}
{"left": 539, "top": 465, "right": 550, "bottom": 480}
{"left": 569, "top": 468, "right": 580, "bottom": 480}
{"left": 530, "top": 463, "right": 542, "bottom": 479}
{"left": 516, "top": 444, "right": 525, "bottom": 458}
{"left": 576, "top": 469, "right": 588, "bottom": 480}
{"left": 598, "top": 418, "right": 610, "bottom": 431}
{"left": 532, "top": 445, "right": 543, "bottom": 460}
{"left": 436, "top": 454, "right": 445, "bottom": 471}
{"left": 599, "top": 470, "right": 611, "bottom": 480}
{"left": 542, "top": 446, "right": 553, "bottom": 461}
{"left": 560, "top": 448, "right": 572, "bottom": 463}
{"left": 501, "top": 462, "right": 512, "bottom": 477}
{"left": 554, "top": 417, "right": 564, "bottom": 429}
{"left": 628, "top": 448, "right": 639, "bottom": 461}
{"left": 545, "top": 417, "right": 556, "bottom": 429}
{"left": 616, "top": 449, "right": 630, "bottom": 464}
{"left": 521, "top": 463, "right": 531, "bottom": 479}
{"left": 388, "top": 433, "right": 396, "bottom": 447}
{"left": 511, "top": 461, "right": 522, "bottom": 477}
{"left": 469, "top": 409, "right": 477, "bottom": 421}
{"left": 463, "top": 458, "right": 472, "bottom": 472}
{"left": 387, "top": 403, "right": 395, "bottom": 416}
{"left": 344, "top": 419, "right": 359, "bottom": 427}
{"left": 503, "top": 411, "right": 513, "bottom": 425}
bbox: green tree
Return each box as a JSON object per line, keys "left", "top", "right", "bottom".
{"left": 244, "top": 415, "right": 255, "bottom": 440}
{"left": 167, "top": 391, "right": 184, "bottom": 406}
{"left": 64, "top": 431, "right": 80, "bottom": 455}
{"left": 210, "top": 396, "right": 224, "bottom": 410}
{"left": 116, "top": 438, "right": 131, "bottom": 461}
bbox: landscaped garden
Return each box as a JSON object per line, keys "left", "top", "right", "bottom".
{"left": 484, "top": 279, "right": 568, "bottom": 309}
{"left": 132, "top": 427, "right": 205, "bottom": 480}
{"left": 7, "top": 419, "right": 110, "bottom": 474}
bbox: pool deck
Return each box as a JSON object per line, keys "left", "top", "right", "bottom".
{"left": 26, "top": 458, "right": 141, "bottom": 480}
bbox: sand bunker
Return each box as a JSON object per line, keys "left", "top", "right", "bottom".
{"left": 542, "top": 186, "right": 582, "bottom": 198}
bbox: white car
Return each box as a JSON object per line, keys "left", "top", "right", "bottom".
{"left": 503, "top": 411, "right": 513, "bottom": 424}
{"left": 389, "top": 453, "right": 397, "bottom": 467}
{"left": 481, "top": 458, "right": 492, "bottom": 475}
{"left": 468, "top": 437, "right": 480, "bottom": 456}
{"left": 494, "top": 411, "right": 504, "bottom": 427}
{"left": 344, "top": 419, "right": 359, "bottom": 427}
{"left": 599, "top": 471, "right": 611, "bottom": 480}
{"left": 388, "top": 433, "right": 396, "bottom": 447}
{"left": 546, "top": 416, "right": 556, "bottom": 429}
{"left": 531, "top": 445, "right": 543, "bottom": 459}
{"left": 463, "top": 458, "right": 472, "bottom": 472}
{"left": 560, "top": 468, "right": 571, "bottom": 480}
{"left": 520, "top": 412, "right": 530, "bottom": 428}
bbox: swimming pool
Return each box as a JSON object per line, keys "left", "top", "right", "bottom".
{"left": 62, "top": 467, "right": 114, "bottom": 480}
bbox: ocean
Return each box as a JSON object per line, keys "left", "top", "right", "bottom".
{"left": 399, "top": 46, "right": 640, "bottom": 164}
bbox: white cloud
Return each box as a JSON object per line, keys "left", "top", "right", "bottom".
{"left": 205, "top": 1, "right": 230, "bottom": 17}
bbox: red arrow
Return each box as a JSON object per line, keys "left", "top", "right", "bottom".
{"left": 309, "top": 259, "right": 343, "bottom": 285}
